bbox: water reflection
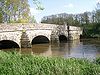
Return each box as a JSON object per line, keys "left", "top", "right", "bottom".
{"left": 51, "top": 40, "right": 84, "bottom": 58}
{"left": 0, "top": 39, "right": 100, "bottom": 59}
{"left": 32, "top": 44, "right": 52, "bottom": 56}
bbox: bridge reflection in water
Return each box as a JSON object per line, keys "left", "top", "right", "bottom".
{"left": 0, "top": 39, "right": 100, "bottom": 59}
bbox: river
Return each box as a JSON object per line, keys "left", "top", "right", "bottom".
{"left": 1, "top": 39, "right": 100, "bottom": 59}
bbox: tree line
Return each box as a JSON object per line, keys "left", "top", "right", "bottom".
{"left": 41, "top": 2, "right": 100, "bottom": 38}
{"left": 41, "top": 2, "right": 100, "bottom": 25}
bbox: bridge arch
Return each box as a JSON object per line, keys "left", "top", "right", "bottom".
{"left": 32, "top": 35, "right": 49, "bottom": 44}
{"left": 0, "top": 32, "right": 22, "bottom": 48}
{"left": 0, "top": 40, "right": 20, "bottom": 49}
{"left": 59, "top": 35, "right": 68, "bottom": 43}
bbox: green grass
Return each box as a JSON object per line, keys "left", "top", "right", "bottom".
{"left": 0, "top": 51, "right": 100, "bottom": 75}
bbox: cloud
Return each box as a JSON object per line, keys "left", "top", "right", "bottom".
{"left": 30, "top": 8, "right": 40, "bottom": 16}
{"left": 97, "top": 0, "right": 100, "bottom": 3}
{"left": 64, "top": 3, "right": 74, "bottom": 8}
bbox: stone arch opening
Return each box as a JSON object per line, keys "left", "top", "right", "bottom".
{"left": 0, "top": 40, "right": 20, "bottom": 49}
{"left": 32, "top": 35, "right": 49, "bottom": 44}
{"left": 59, "top": 35, "right": 68, "bottom": 43}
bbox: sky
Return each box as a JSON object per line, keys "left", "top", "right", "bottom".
{"left": 29, "top": 0, "right": 100, "bottom": 23}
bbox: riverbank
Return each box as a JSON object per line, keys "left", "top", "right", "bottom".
{"left": 80, "top": 38, "right": 100, "bottom": 44}
{"left": 0, "top": 51, "right": 100, "bottom": 75}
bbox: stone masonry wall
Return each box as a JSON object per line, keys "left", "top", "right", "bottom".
{"left": 0, "top": 23, "right": 82, "bottom": 48}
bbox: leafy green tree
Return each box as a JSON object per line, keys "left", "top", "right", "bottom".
{"left": 0, "top": 0, "right": 43, "bottom": 23}
{"left": 83, "top": 12, "right": 89, "bottom": 24}
{"left": 95, "top": 2, "right": 100, "bottom": 23}
{"left": 0, "top": 12, "right": 3, "bottom": 23}
{"left": 74, "top": 15, "right": 80, "bottom": 25}
{"left": 64, "top": 14, "right": 74, "bottom": 25}
{"left": 30, "top": 16, "right": 37, "bottom": 23}
{"left": 33, "top": 0, "right": 44, "bottom": 10}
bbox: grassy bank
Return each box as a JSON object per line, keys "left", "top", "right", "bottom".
{"left": 0, "top": 51, "right": 100, "bottom": 75}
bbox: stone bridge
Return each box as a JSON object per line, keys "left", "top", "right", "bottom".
{"left": 0, "top": 23, "right": 82, "bottom": 48}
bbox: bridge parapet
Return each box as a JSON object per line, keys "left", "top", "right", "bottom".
{"left": 0, "top": 23, "right": 35, "bottom": 32}
{"left": 0, "top": 23, "right": 82, "bottom": 31}
{"left": 0, "top": 23, "right": 58, "bottom": 32}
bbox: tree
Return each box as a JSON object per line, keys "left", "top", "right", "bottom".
{"left": 0, "top": 12, "right": 3, "bottom": 23}
{"left": 30, "top": 16, "right": 37, "bottom": 23}
{"left": 95, "top": 2, "right": 100, "bottom": 23}
{"left": 64, "top": 14, "right": 74, "bottom": 25}
{"left": 83, "top": 12, "right": 89, "bottom": 24}
{"left": 0, "top": 0, "right": 30, "bottom": 23}
{"left": 0, "top": 0, "right": 43, "bottom": 23}
{"left": 33, "top": 0, "right": 44, "bottom": 10}
{"left": 41, "top": 13, "right": 76, "bottom": 26}
{"left": 91, "top": 11, "right": 96, "bottom": 23}
{"left": 74, "top": 15, "right": 80, "bottom": 25}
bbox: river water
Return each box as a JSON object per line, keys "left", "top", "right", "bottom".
{"left": 1, "top": 39, "right": 100, "bottom": 59}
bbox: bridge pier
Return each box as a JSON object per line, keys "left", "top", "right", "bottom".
{"left": 20, "top": 32, "right": 32, "bottom": 48}
{"left": 51, "top": 34, "right": 59, "bottom": 44}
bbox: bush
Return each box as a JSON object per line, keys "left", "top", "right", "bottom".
{"left": 95, "top": 57, "right": 100, "bottom": 65}
{"left": 82, "top": 23, "right": 100, "bottom": 38}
